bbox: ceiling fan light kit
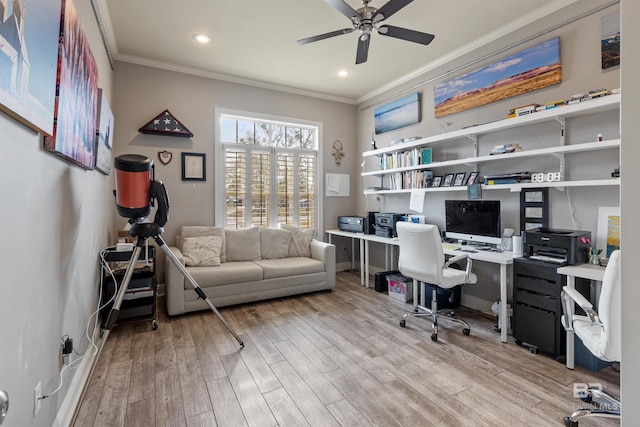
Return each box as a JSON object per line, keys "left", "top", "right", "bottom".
{"left": 298, "top": 0, "right": 434, "bottom": 64}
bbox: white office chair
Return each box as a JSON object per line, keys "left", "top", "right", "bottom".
{"left": 561, "top": 249, "right": 621, "bottom": 426}
{"left": 396, "top": 222, "right": 477, "bottom": 342}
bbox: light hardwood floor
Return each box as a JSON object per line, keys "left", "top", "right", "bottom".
{"left": 74, "top": 271, "right": 620, "bottom": 426}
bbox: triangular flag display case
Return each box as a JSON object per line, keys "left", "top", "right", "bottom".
{"left": 139, "top": 109, "right": 194, "bottom": 138}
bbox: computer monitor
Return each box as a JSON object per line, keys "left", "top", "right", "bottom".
{"left": 445, "top": 200, "right": 501, "bottom": 245}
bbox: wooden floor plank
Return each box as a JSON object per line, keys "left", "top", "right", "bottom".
{"left": 75, "top": 273, "right": 619, "bottom": 427}
{"left": 206, "top": 377, "right": 248, "bottom": 427}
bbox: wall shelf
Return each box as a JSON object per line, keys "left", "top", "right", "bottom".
{"left": 362, "top": 93, "right": 620, "bottom": 194}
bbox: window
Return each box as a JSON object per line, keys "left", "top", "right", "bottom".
{"left": 216, "top": 110, "right": 322, "bottom": 233}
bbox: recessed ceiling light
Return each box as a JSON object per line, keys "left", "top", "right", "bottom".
{"left": 337, "top": 70, "right": 349, "bottom": 77}
{"left": 193, "top": 34, "right": 212, "bottom": 44}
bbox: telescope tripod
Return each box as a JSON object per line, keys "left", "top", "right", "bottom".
{"left": 103, "top": 222, "right": 244, "bottom": 348}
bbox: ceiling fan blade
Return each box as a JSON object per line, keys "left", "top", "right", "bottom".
{"left": 324, "top": 0, "right": 360, "bottom": 22}
{"left": 355, "top": 35, "right": 370, "bottom": 64}
{"left": 374, "top": 0, "right": 413, "bottom": 21}
{"left": 378, "top": 25, "right": 435, "bottom": 45}
{"left": 297, "top": 28, "right": 356, "bottom": 45}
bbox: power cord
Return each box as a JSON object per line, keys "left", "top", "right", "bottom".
{"left": 40, "top": 248, "right": 122, "bottom": 401}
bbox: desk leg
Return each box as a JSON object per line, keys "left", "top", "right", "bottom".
{"left": 365, "top": 240, "right": 370, "bottom": 288}
{"left": 500, "top": 264, "right": 508, "bottom": 343}
{"left": 566, "top": 275, "right": 576, "bottom": 370}
{"left": 351, "top": 238, "right": 355, "bottom": 271}
{"left": 360, "top": 239, "right": 365, "bottom": 286}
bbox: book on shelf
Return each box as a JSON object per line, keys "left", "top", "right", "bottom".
{"left": 421, "top": 148, "right": 432, "bottom": 164}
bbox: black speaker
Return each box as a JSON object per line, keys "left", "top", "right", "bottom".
{"left": 374, "top": 270, "right": 399, "bottom": 293}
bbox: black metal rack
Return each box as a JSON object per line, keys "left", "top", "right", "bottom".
{"left": 100, "top": 246, "right": 157, "bottom": 330}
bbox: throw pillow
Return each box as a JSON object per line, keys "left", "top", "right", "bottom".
{"left": 182, "top": 236, "right": 223, "bottom": 266}
{"left": 279, "top": 223, "right": 315, "bottom": 257}
{"left": 179, "top": 226, "right": 226, "bottom": 262}
{"left": 259, "top": 227, "right": 292, "bottom": 259}
{"left": 225, "top": 227, "right": 261, "bottom": 261}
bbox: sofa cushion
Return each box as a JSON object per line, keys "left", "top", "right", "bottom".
{"left": 179, "top": 226, "right": 226, "bottom": 262}
{"left": 260, "top": 227, "right": 292, "bottom": 259}
{"left": 225, "top": 227, "right": 261, "bottom": 261}
{"left": 279, "top": 224, "right": 315, "bottom": 258}
{"left": 186, "top": 261, "right": 263, "bottom": 288}
{"left": 254, "top": 257, "right": 325, "bottom": 280}
{"left": 182, "top": 236, "right": 223, "bottom": 266}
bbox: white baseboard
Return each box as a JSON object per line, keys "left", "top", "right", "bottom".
{"left": 53, "top": 328, "right": 103, "bottom": 427}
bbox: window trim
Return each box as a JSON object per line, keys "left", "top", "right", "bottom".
{"left": 214, "top": 107, "right": 323, "bottom": 235}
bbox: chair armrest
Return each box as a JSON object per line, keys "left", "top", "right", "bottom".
{"left": 444, "top": 253, "right": 473, "bottom": 283}
{"left": 562, "top": 286, "right": 599, "bottom": 323}
{"left": 444, "top": 253, "right": 468, "bottom": 267}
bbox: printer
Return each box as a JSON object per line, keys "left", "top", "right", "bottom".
{"left": 338, "top": 213, "right": 376, "bottom": 234}
{"left": 374, "top": 213, "right": 407, "bottom": 238}
{"left": 522, "top": 227, "right": 591, "bottom": 265}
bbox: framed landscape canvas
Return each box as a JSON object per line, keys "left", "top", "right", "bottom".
{"left": 374, "top": 93, "right": 420, "bottom": 134}
{"left": 43, "top": 0, "right": 99, "bottom": 169}
{"left": 601, "top": 11, "right": 620, "bottom": 69}
{"left": 0, "top": 0, "right": 61, "bottom": 136}
{"left": 434, "top": 37, "right": 561, "bottom": 118}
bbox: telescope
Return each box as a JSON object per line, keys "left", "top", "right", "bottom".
{"left": 103, "top": 154, "right": 243, "bottom": 347}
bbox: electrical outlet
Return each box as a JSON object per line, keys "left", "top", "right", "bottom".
{"left": 34, "top": 381, "right": 42, "bottom": 416}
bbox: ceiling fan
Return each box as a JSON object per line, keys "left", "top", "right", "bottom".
{"left": 297, "top": 0, "right": 435, "bottom": 64}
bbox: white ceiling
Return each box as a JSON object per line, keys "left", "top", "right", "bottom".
{"left": 98, "top": 0, "right": 593, "bottom": 104}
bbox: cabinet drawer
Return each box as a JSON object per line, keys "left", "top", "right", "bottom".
{"left": 515, "top": 289, "right": 556, "bottom": 312}
{"left": 515, "top": 275, "right": 558, "bottom": 297}
{"left": 514, "top": 304, "right": 557, "bottom": 354}
{"left": 515, "top": 260, "right": 559, "bottom": 281}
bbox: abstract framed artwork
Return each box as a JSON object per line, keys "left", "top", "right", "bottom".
{"left": 596, "top": 206, "right": 620, "bottom": 258}
{"left": 43, "top": 0, "right": 99, "bottom": 169}
{"left": 374, "top": 92, "right": 420, "bottom": 134}
{"left": 0, "top": 0, "right": 61, "bottom": 136}
{"left": 94, "top": 89, "right": 114, "bottom": 174}
{"left": 434, "top": 37, "right": 561, "bottom": 118}
{"left": 182, "top": 152, "right": 206, "bottom": 181}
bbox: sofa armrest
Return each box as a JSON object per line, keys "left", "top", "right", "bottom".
{"left": 165, "top": 246, "right": 186, "bottom": 316}
{"left": 310, "top": 239, "right": 336, "bottom": 289}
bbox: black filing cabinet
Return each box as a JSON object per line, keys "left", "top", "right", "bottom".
{"left": 100, "top": 246, "right": 157, "bottom": 329}
{"left": 513, "top": 258, "right": 588, "bottom": 357}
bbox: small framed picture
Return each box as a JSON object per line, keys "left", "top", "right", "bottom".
{"left": 431, "top": 176, "right": 442, "bottom": 187}
{"left": 442, "top": 173, "right": 454, "bottom": 187}
{"left": 182, "top": 152, "right": 206, "bottom": 181}
{"left": 454, "top": 172, "right": 466, "bottom": 186}
{"left": 466, "top": 171, "right": 479, "bottom": 185}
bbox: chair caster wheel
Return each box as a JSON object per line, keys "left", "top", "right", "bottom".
{"left": 152, "top": 320, "right": 158, "bottom": 330}
{"left": 431, "top": 334, "right": 438, "bottom": 342}
{"left": 463, "top": 328, "right": 470, "bottom": 336}
{"left": 399, "top": 319, "right": 406, "bottom": 328}
{"left": 563, "top": 416, "right": 578, "bottom": 427}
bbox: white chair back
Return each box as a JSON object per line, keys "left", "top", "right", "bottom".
{"left": 596, "top": 249, "right": 621, "bottom": 362}
{"left": 396, "top": 222, "right": 445, "bottom": 285}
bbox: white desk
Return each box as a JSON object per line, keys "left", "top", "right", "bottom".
{"left": 326, "top": 229, "right": 514, "bottom": 342}
{"left": 557, "top": 263, "right": 606, "bottom": 369}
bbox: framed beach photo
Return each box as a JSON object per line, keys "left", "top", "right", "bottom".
{"left": 454, "top": 172, "right": 466, "bottom": 186}
{"left": 466, "top": 171, "right": 479, "bottom": 185}
{"left": 442, "top": 173, "right": 454, "bottom": 187}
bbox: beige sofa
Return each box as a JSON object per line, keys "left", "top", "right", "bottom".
{"left": 165, "top": 225, "right": 335, "bottom": 316}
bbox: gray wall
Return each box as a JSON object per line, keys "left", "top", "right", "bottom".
{"left": 111, "top": 62, "right": 359, "bottom": 283}
{"left": 0, "top": 1, "right": 114, "bottom": 425}
{"left": 354, "top": 0, "right": 621, "bottom": 310}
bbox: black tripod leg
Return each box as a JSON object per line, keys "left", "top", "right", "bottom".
{"left": 154, "top": 235, "right": 244, "bottom": 348}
